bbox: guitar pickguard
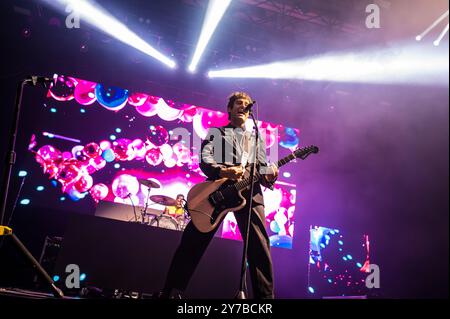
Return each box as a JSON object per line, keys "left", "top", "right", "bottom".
{"left": 209, "top": 183, "right": 244, "bottom": 224}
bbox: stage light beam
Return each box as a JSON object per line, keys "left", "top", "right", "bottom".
{"left": 208, "top": 43, "right": 449, "bottom": 86}
{"left": 188, "top": 0, "right": 232, "bottom": 73}
{"left": 41, "top": 0, "right": 176, "bottom": 69}
{"left": 415, "top": 10, "right": 449, "bottom": 42}
{"left": 434, "top": 23, "right": 449, "bottom": 46}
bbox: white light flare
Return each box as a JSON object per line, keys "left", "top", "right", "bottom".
{"left": 41, "top": 0, "right": 176, "bottom": 68}
{"left": 416, "top": 10, "right": 449, "bottom": 41}
{"left": 188, "top": 0, "right": 232, "bottom": 73}
{"left": 433, "top": 23, "right": 449, "bottom": 46}
{"left": 208, "top": 43, "right": 449, "bottom": 86}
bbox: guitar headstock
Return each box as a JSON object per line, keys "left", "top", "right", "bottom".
{"left": 293, "top": 145, "right": 319, "bottom": 159}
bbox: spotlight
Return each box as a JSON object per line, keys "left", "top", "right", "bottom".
{"left": 433, "top": 23, "right": 449, "bottom": 47}
{"left": 415, "top": 10, "right": 448, "bottom": 43}
{"left": 41, "top": 0, "right": 176, "bottom": 68}
{"left": 207, "top": 43, "right": 448, "bottom": 86}
{"left": 188, "top": 0, "right": 232, "bottom": 72}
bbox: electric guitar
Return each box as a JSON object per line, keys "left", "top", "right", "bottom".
{"left": 186, "top": 145, "right": 319, "bottom": 233}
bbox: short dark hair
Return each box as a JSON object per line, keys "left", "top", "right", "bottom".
{"left": 226, "top": 92, "right": 252, "bottom": 118}
{"left": 176, "top": 194, "right": 184, "bottom": 199}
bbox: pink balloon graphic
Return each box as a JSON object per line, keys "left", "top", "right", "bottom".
{"left": 83, "top": 142, "right": 102, "bottom": 158}
{"left": 92, "top": 156, "right": 106, "bottom": 170}
{"left": 62, "top": 151, "right": 72, "bottom": 160}
{"left": 145, "top": 148, "right": 163, "bottom": 166}
{"left": 164, "top": 154, "right": 177, "bottom": 168}
{"left": 74, "top": 174, "right": 93, "bottom": 192}
{"left": 156, "top": 98, "right": 182, "bottom": 121}
{"left": 179, "top": 105, "right": 198, "bottom": 122}
{"left": 130, "top": 139, "right": 147, "bottom": 160}
{"left": 47, "top": 76, "right": 76, "bottom": 101}
{"left": 74, "top": 80, "right": 97, "bottom": 105}
{"left": 89, "top": 183, "right": 109, "bottom": 203}
{"left": 188, "top": 154, "right": 200, "bottom": 172}
{"left": 111, "top": 174, "right": 139, "bottom": 198}
{"left": 128, "top": 93, "right": 149, "bottom": 107}
{"left": 173, "top": 142, "right": 191, "bottom": 163}
{"left": 43, "top": 160, "right": 60, "bottom": 178}
{"left": 193, "top": 109, "right": 229, "bottom": 139}
{"left": 135, "top": 96, "right": 159, "bottom": 117}
{"left": 112, "top": 138, "right": 133, "bottom": 161}
{"left": 36, "top": 145, "right": 61, "bottom": 165}
{"left": 57, "top": 160, "right": 82, "bottom": 191}
{"left": 147, "top": 125, "right": 169, "bottom": 147}
{"left": 28, "top": 134, "right": 37, "bottom": 150}
{"left": 99, "top": 140, "right": 112, "bottom": 150}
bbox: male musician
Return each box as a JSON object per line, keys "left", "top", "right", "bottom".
{"left": 159, "top": 92, "right": 278, "bottom": 299}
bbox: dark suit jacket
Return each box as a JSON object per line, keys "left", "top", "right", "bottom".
{"left": 199, "top": 123, "right": 276, "bottom": 206}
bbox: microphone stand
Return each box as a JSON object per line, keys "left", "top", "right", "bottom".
{"left": 235, "top": 109, "right": 260, "bottom": 299}
{"left": 0, "top": 76, "right": 64, "bottom": 298}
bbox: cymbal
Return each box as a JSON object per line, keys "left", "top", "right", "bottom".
{"left": 150, "top": 195, "right": 177, "bottom": 206}
{"left": 138, "top": 178, "right": 160, "bottom": 188}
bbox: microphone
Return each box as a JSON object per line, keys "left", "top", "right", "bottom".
{"left": 244, "top": 100, "right": 256, "bottom": 113}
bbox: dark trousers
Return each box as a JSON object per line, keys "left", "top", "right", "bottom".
{"left": 163, "top": 203, "right": 274, "bottom": 299}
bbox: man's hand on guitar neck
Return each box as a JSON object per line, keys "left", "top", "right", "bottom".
{"left": 219, "top": 166, "right": 245, "bottom": 181}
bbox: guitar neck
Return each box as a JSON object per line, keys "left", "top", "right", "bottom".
{"left": 233, "top": 153, "right": 296, "bottom": 192}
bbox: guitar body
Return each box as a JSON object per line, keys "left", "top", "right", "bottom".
{"left": 186, "top": 145, "right": 319, "bottom": 233}
{"left": 187, "top": 178, "right": 247, "bottom": 233}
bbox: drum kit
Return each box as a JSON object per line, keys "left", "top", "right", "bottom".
{"left": 137, "top": 178, "right": 190, "bottom": 231}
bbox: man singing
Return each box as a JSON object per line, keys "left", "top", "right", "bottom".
{"left": 159, "top": 92, "right": 278, "bottom": 299}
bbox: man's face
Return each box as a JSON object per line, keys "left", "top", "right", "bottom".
{"left": 228, "top": 98, "right": 251, "bottom": 125}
